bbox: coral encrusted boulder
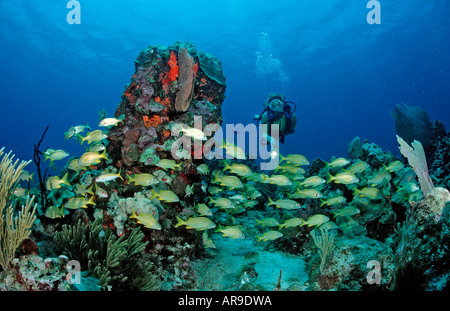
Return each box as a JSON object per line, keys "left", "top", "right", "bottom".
{"left": 394, "top": 187, "right": 450, "bottom": 290}
{"left": 107, "top": 41, "right": 226, "bottom": 175}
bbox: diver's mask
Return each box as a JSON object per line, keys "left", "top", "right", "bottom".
{"left": 269, "top": 98, "right": 284, "bottom": 113}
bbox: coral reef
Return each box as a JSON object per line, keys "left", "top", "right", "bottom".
{"left": 394, "top": 187, "right": 450, "bottom": 290}
{"left": 0, "top": 254, "right": 72, "bottom": 291}
{"left": 107, "top": 41, "right": 226, "bottom": 173}
{"left": 5, "top": 40, "right": 450, "bottom": 293}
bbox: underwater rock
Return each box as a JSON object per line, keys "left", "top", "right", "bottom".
{"left": 308, "top": 235, "right": 396, "bottom": 291}
{"left": 198, "top": 50, "right": 226, "bottom": 85}
{"left": 360, "top": 142, "right": 394, "bottom": 170}
{"left": 394, "top": 187, "right": 450, "bottom": 290}
{"left": 428, "top": 120, "right": 450, "bottom": 189}
{"left": 107, "top": 41, "right": 226, "bottom": 173}
{"left": 0, "top": 254, "right": 72, "bottom": 291}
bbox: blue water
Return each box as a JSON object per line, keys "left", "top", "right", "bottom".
{"left": 1, "top": 0, "right": 449, "bottom": 175}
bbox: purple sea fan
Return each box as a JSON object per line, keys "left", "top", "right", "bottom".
{"left": 397, "top": 135, "right": 434, "bottom": 196}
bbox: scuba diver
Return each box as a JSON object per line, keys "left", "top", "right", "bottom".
{"left": 254, "top": 93, "right": 297, "bottom": 144}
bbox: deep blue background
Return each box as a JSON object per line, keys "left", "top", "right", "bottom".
{"left": 1, "top": 0, "right": 449, "bottom": 177}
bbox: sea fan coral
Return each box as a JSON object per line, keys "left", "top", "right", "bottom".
{"left": 175, "top": 47, "right": 195, "bottom": 112}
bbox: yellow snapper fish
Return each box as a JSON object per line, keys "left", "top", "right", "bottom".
{"left": 353, "top": 187, "right": 383, "bottom": 200}
{"left": 300, "top": 214, "right": 330, "bottom": 227}
{"left": 275, "top": 163, "right": 306, "bottom": 175}
{"left": 73, "top": 183, "right": 94, "bottom": 196}
{"left": 202, "top": 231, "right": 216, "bottom": 248}
{"left": 86, "top": 142, "right": 106, "bottom": 153}
{"left": 68, "top": 158, "right": 87, "bottom": 172}
{"left": 220, "top": 140, "right": 246, "bottom": 159}
{"left": 65, "top": 196, "right": 96, "bottom": 210}
{"left": 398, "top": 167, "right": 416, "bottom": 186}
{"left": 267, "top": 197, "right": 301, "bottom": 210}
{"left": 326, "top": 157, "right": 350, "bottom": 169}
{"left": 245, "top": 185, "right": 262, "bottom": 199}
{"left": 185, "top": 184, "right": 194, "bottom": 197}
{"left": 298, "top": 175, "right": 326, "bottom": 188}
{"left": 45, "top": 205, "right": 65, "bottom": 219}
{"left": 209, "top": 197, "right": 236, "bottom": 210}
{"left": 291, "top": 188, "right": 322, "bottom": 199}
{"left": 127, "top": 173, "right": 158, "bottom": 187}
{"left": 396, "top": 182, "right": 420, "bottom": 194}
{"left": 280, "top": 154, "right": 309, "bottom": 166}
{"left": 346, "top": 161, "right": 370, "bottom": 174}
{"left": 332, "top": 206, "right": 360, "bottom": 218}
{"left": 223, "top": 162, "right": 253, "bottom": 177}
{"left": 197, "top": 163, "right": 210, "bottom": 175}
{"left": 179, "top": 126, "right": 207, "bottom": 141}
{"left": 251, "top": 172, "right": 269, "bottom": 183}
{"left": 95, "top": 171, "right": 123, "bottom": 183}
{"left": 78, "top": 129, "right": 108, "bottom": 145}
{"left": 279, "top": 217, "right": 303, "bottom": 229}
{"left": 95, "top": 186, "right": 108, "bottom": 198}
{"left": 196, "top": 203, "right": 213, "bottom": 217}
{"left": 215, "top": 225, "right": 245, "bottom": 239}
{"left": 318, "top": 221, "right": 339, "bottom": 231}
{"left": 130, "top": 209, "right": 161, "bottom": 230}
{"left": 367, "top": 170, "right": 391, "bottom": 187}
{"left": 44, "top": 149, "right": 69, "bottom": 165}
{"left": 98, "top": 117, "right": 123, "bottom": 127}
{"left": 150, "top": 189, "right": 180, "bottom": 203}
{"left": 262, "top": 174, "right": 292, "bottom": 186}
{"left": 320, "top": 195, "right": 346, "bottom": 207}
{"left": 213, "top": 175, "right": 244, "bottom": 189}
{"left": 65, "top": 123, "right": 90, "bottom": 140}
{"left": 242, "top": 199, "right": 259, "bottom": 208}
{"left": 155, "top": 159, "right": 182, "bottom": 170}
{"left": 326, "top": 171, "right": 359, "bottom": 185}
{"left": 46, "top": 172, "right": 71, "bottom": 191}
{"left": 12, "top": 187, "right": 28, "bottom": 198}
{"left": 175, "top": 216, "right": 216, "bottom": 231}
{"left": 79, "top": 149, "right": 108, "bottom": 166}
{"left": 385, "top": 160, "right": 405, "bottom": 173}
{"left": 229, "top": 194, "right": 246, "bottom": 202}
{"left": 256, "top": 230, "right": 283, "bottom": 243}
{"left": 208, "top": 186, "right": 222, "bottom": 195}
{"left": 19, "top": 170, "right": 34, "bottom": 182}
{"left": 255, "top": 217, "right": 280, "bottom": 227}
{"left": 284, "top": 171, "right": 306, "bottom": 181}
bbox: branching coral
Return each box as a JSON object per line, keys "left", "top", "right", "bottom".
{"left": 0, "top": 147, "right": 37, "bottom": 271}
{"left": 311, "top": 227, "right": 334, "bottom": 273}
{"left": 54, "top": 219, "right": 157, "bottom": 290}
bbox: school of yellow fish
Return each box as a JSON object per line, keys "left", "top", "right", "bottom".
{"left": 24, "top": 119, "right": 422, "bottom": 250}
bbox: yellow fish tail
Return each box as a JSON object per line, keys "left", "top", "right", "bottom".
{"left": 326, "top": 171, "right": 333, "bottom": 184}
{"left": 78, "top": 134, "right": 87, "bottom": 145}
{"left": 150, "top": 189, "right": 158, "bottom": 200}
{"left": 61, "top": 172, "right": 71, "bottom": 187}
{"left": 175, "top": 216, "right": 185, "bottom": 228}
